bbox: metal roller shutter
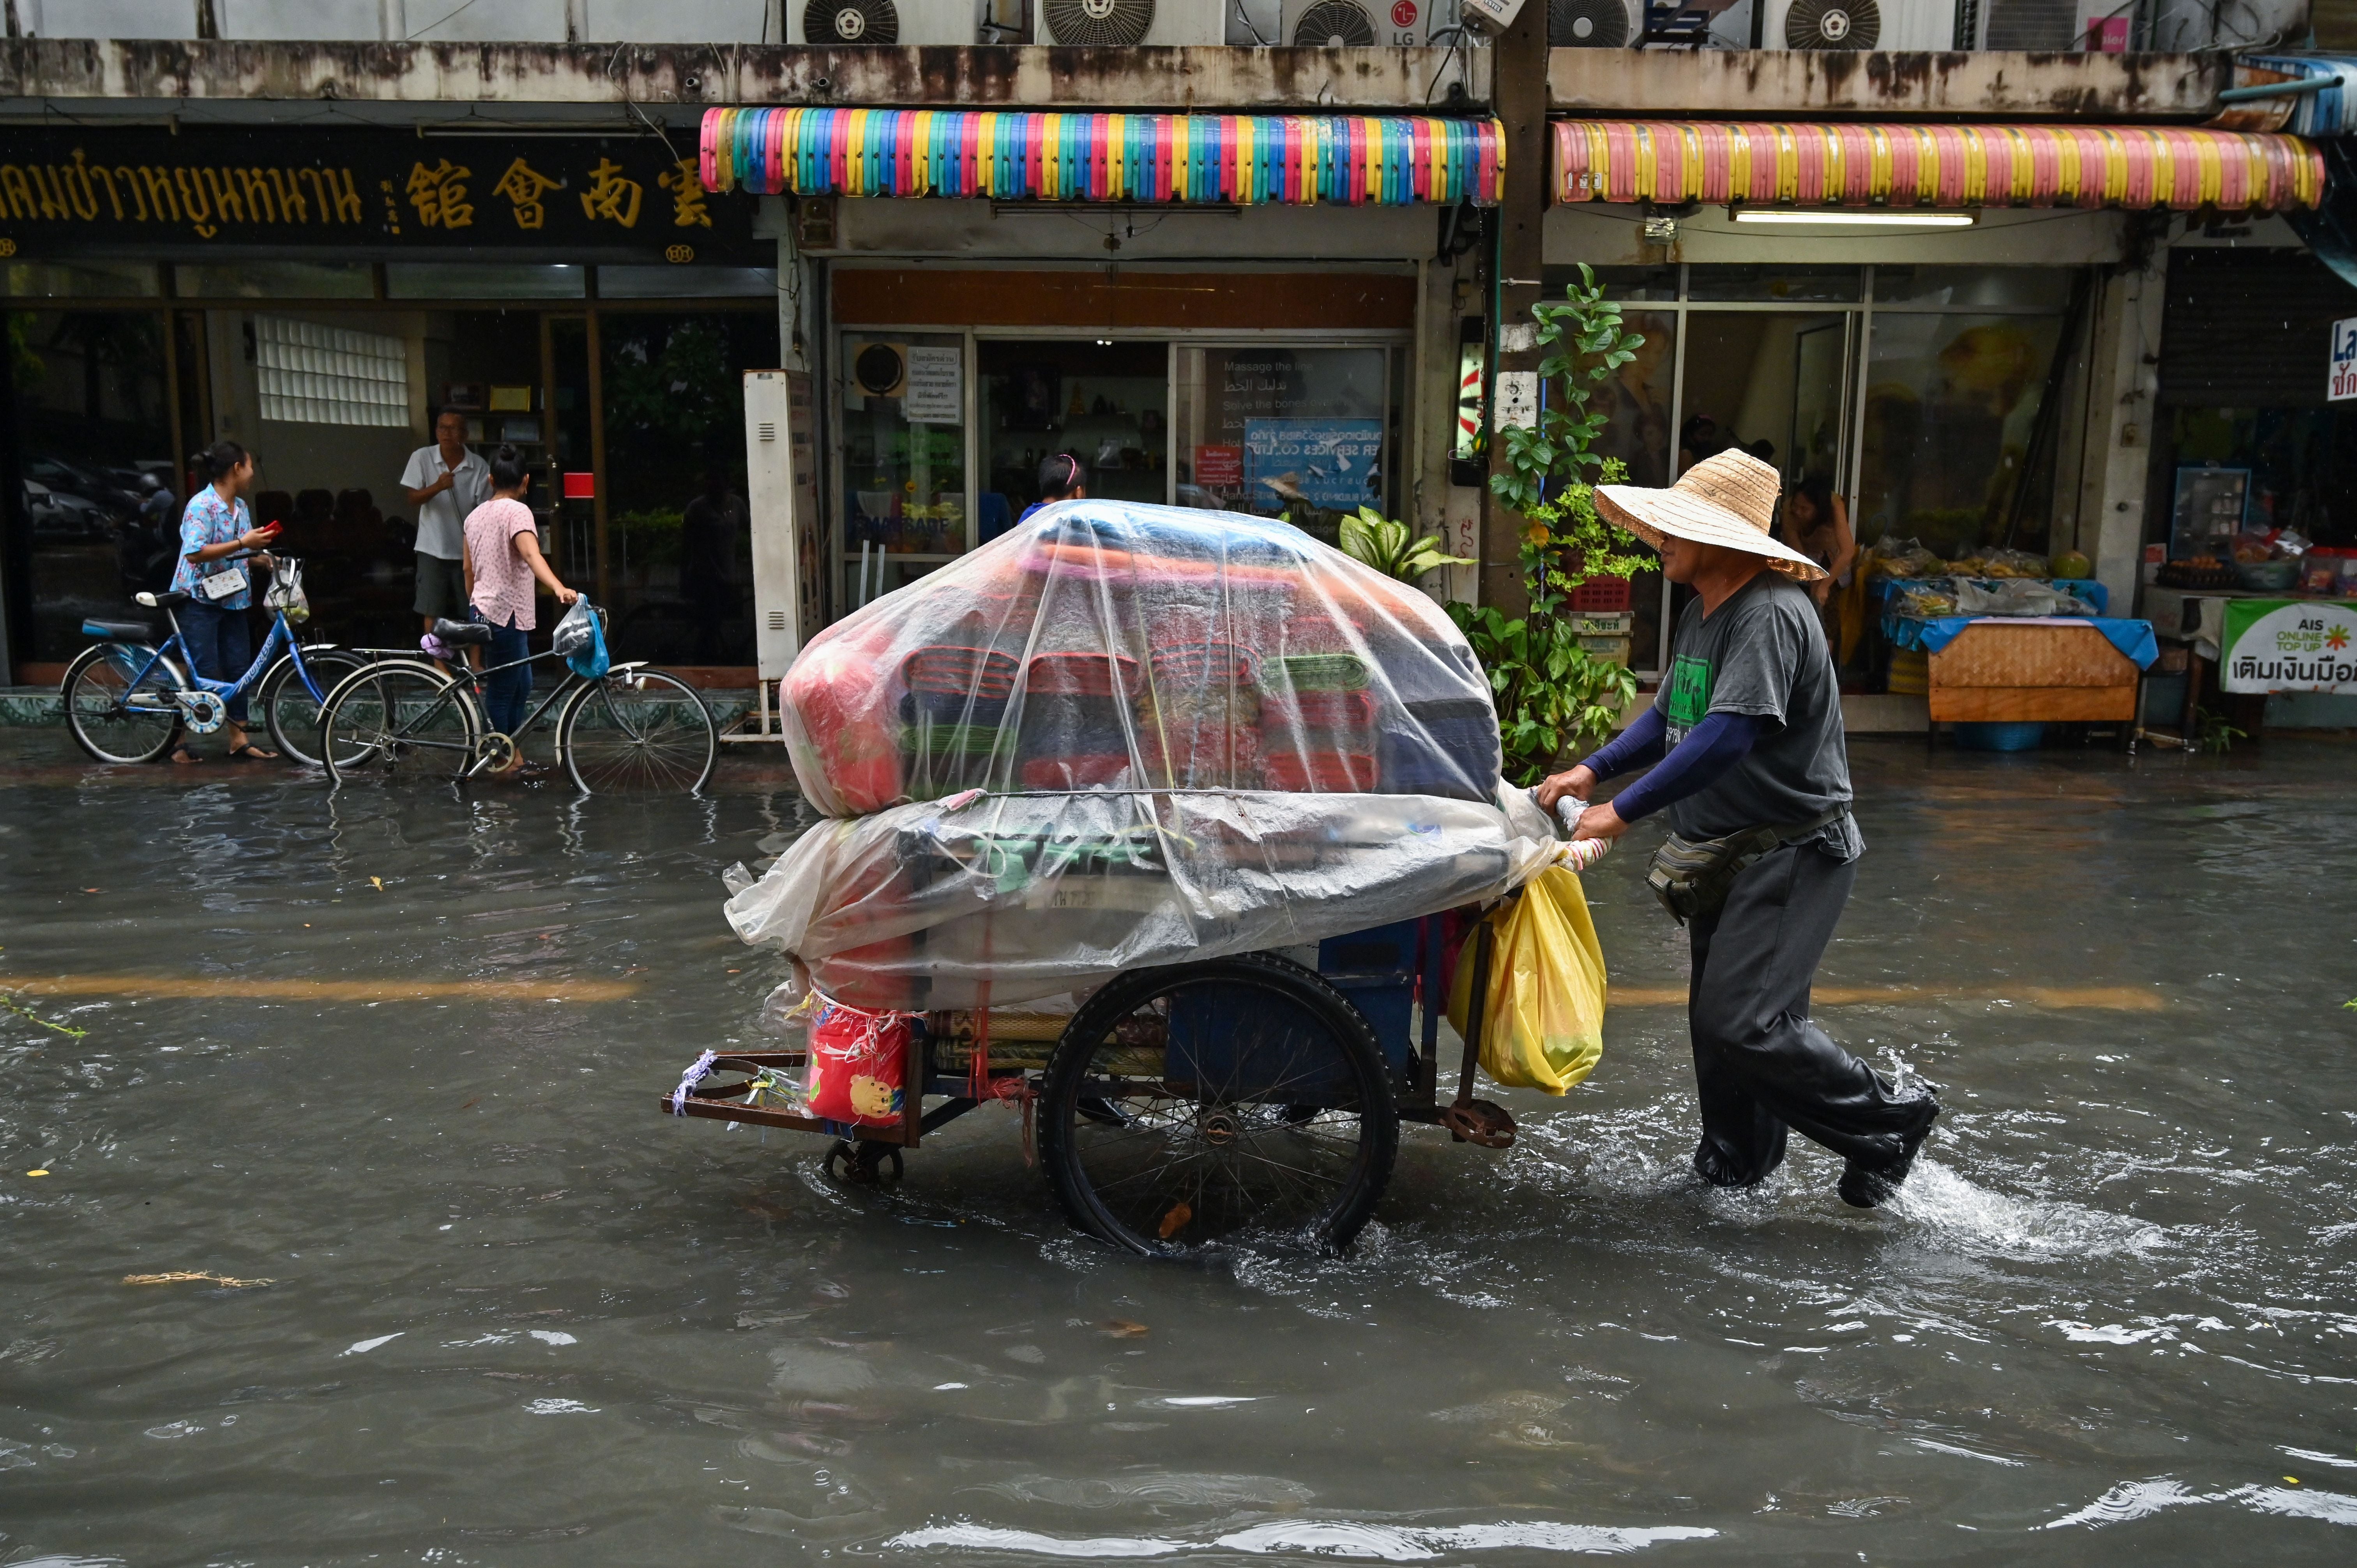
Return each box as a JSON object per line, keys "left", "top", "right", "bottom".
{"left": 2160, "top": 247, "right": 2357, "bottom": 408}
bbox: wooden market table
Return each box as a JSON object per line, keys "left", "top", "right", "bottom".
{"left": 1926, "top": 619, "right": 2143, "bottom": 725}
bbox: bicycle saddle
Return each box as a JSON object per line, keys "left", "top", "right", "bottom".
{"left": 431, "top": 618, "right": 495, "bottom": 647}
{"left": 134, "top": 590, "right": 190, "bottom": 609}
{"left": 81, "top": 619, "right": 157, "bottom": 641}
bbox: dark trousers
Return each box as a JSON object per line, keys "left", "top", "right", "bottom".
{"left": 478, "top": 613, "right": 533, "bottom": 736}
{"left": 1686, "top": 842, "right": 1934, "bottom": 1184}
{"left": 177, "top": 598, "right": 253, "bottom": 723}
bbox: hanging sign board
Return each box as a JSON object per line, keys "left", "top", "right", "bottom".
{"left": 1495, "top": 370, "right": 1539, "bottom": 431}
{"left": 903, "top": 346, "right": 963, "bottom": 425}
{"left": 2220, "top": 597, "right": 2357, "bottom": 694}
{"left": 2332, "top": 317, "right": 2357, "bottom": 402}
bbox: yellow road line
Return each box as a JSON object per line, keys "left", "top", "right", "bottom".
{"left": 5, "top": 976, "right": 638, "bottom": 1004}
{"left": 1609, "top": 985, "right": 2162, "bottom": 1011}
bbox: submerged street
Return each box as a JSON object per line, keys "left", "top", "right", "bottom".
{"left": 2, "top": 735, "right": 2353, "bottom": 1564}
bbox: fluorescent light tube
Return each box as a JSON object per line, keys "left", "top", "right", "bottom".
{"left": 1731, "top": 210, "right": 1977, "bottom": 227}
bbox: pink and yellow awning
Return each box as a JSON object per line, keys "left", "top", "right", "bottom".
{"left": 702, "top": 107, "right": 1503, "bottom": 207}
{"left": 1554, "top": 120, "right": 2325, "bottom": 212}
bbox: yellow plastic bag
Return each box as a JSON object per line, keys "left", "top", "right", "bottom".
{"left": 1445, "top": 866, "right": 1607, "bottom": 1095}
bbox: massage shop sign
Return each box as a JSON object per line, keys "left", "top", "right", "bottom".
{"left": 2221, "top": 597, "right": 2357, "bottom": 695}
{"left": 0, "top": 130, "right": 757, "bottom": 258}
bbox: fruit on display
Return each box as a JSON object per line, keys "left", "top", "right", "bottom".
{"left": 2050, "top": 550, "right": 2092, "bottom": 580}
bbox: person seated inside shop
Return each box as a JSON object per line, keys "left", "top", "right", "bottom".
{"left": 1020, "top": 454, "right": 1088, "bottom": 525}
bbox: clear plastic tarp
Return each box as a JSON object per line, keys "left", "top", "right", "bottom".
{"left": 730, "top": 500, "right": 1560, "bottom": 1010}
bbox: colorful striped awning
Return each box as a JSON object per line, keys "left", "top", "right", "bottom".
{"left": 1554, "top": 121, "right": 2325, "bottom": 213}
{"left": 701, "top": 108, "right": 1503, "bottom": 207}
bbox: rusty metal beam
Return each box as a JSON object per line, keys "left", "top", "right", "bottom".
{"left": 0, "top": 40, "right": 2233, "bottom": 121}
{"left": 1550, "top": 49, "right": 2231, "bottom": 121}
{"left": 0, "top": 41, "right": 1487, "bottom": 114}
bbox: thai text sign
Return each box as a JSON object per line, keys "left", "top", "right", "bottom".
{"left": 0, "top": 131, "right": 756, "bottom": 257}
{"left": 2332, "top": 317, "right": 2357, "bottom": 403}
{"left": 2221, "top": 597, "right": 2357, "bottom": 694}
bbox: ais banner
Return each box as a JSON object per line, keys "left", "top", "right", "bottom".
{"left": 2221, "top": 597, "right": 2357, "bottom": 694}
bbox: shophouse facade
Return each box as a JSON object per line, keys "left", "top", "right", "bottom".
{"left": 2, "top": 2, "right": 2349, "bottom": 715}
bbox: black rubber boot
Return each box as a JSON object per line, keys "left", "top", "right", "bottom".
{"left": 1838, "top": 1097, "right": 1940, "bottom": 1209}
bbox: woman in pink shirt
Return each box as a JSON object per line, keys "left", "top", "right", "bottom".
{"left": 462, "top": 445, "right": 577, "bottom": 763}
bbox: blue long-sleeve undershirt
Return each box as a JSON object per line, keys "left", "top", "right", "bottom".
{"left": 1578, "top": 709, "right": 1767, "bottom": 823}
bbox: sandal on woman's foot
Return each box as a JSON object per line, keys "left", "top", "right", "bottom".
{"left": 226, "top": 743, "right": 279, "bottom": 763}
{"left": 168, "top": 745, "right": 202, "bottom": 765}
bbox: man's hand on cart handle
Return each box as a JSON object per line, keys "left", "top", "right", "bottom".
{"left": 1535, "top": 764, "right": 1597, "bottom": 810}
{"left": 1568, "top": 800, "right": 1631, "bottom": 844}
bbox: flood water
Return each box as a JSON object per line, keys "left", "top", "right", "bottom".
{"left": 2, "top": 733, "right": 2355, "bottom": 1564}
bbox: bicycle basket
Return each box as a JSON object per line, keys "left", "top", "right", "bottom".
{"left": 554, "top": 597, "right": 608, "bottom": 680}
{"left": 262, "top": 558, "right": 309, "bottom": 622}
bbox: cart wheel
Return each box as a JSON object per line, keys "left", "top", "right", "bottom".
{"left": 823, "top": 1139, "right": 904, "bottom": 1185}
{"left": 1039, "top": 952, "right": 1399, "bottom": 1258}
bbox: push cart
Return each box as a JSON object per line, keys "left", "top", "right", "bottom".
{"left": 659, "top": 913, "right": 1509, "bottom": 1256}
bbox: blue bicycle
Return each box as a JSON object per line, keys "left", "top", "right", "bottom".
{"left": 59, "top": 554, "right": 371, "bottom": 767}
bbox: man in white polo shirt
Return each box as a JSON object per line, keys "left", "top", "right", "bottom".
{"left": 401, "top": 407, "right": 492, "bottom": 634}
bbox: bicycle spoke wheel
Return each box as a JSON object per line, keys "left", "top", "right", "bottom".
{"left": 259, "top": 649, "right": 368, "bottom": 769}
{"left": 1040, "top": 953, "right": 1398, "bottom": 1257}
{"left": 62, "top": 644, "right": 182, "bottom": 765}
{"left": 558, "top": 669, "right": 717, "bottom": 795}
{"left": 322, "top": 662, "right": 481, "bottom": 784}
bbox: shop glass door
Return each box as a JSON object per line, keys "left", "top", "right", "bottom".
{"left": 837, "top": 329, "right": 968, "bottom": 613}
{"left": 978, "top": 339, "right": 1169, "bottom": 529}
{"left": 1173, "top": 344, "right": 1392, "bottom": 544}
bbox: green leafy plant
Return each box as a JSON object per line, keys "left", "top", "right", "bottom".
{"left": 1338, "top": 506, "right": 1474, "bottom": 583}
{"left": 1447, "top": 266, "right": 1649, "bottom": 783}
{"left": 2194, "top": 704, "right": 2246, "bottom": 755}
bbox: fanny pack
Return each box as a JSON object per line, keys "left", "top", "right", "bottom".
{"left": 1646, "top": 804, "right": 1848, "bottom": 926}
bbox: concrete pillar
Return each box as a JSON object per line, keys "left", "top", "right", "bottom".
{"left": 1482, "top": 0, "right": 1549, "bottom": 616}
{"left": 2076, "top": 245, "right": 2170, "bottom": 614}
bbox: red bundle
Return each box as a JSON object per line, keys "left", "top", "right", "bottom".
{"left": 1263, "top": 749, "right": 1380, "bottom": 793}
{"left": 1020, "top": 754, "right": 1132, "bottom": 790}
{"left": 1023, "top": 652, "right": 1142, "bottom": 697}
{"left": 904, "top": 645, "right": 1018, "bottom": 697}
{"left": 1144, "top": 723, "right": 1261, "bottom": 788}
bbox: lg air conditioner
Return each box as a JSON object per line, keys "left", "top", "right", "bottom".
{"left": 1761, "top": 0, "right": 1962, "bottom": 48}
{"left": 1039, "top": 0, "right": 1228, "bottom": 45}
{"left": 793, "top": 0, "right": 985, "bottom": 44}
{"left": 1282, "top": 0, "right": 1442, "bottom": 44}
{"left": 1549, "top": 0, "right": 1642, "bottom": 46}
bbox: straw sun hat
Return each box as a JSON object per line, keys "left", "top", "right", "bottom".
{"left": 1594, "top": 449, "right": 1827, "bottom": 583}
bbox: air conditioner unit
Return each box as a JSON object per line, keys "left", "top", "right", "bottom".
{"left": 744, "top": 371, "right": 822, "bottom": 686}
{"left": 1547, "top": 0, "right": 1641, "bottom": 44}
{"left": 1282, "top": 0, "right": 1440, "bottom": 44}
{"left": 1761, "top": 0, "right": 1959, "bottom": 48}
{"left": 793, "top": 0, "right": 984, "bottom": 44}
{"left": 1039, "top": 0, "right": 1228, "bottom": 45}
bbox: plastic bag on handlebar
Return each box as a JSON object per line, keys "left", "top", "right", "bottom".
{"left": 552, "top": 597, "right": 607, "bottom": 679}
{"left": 1444, "top": 865, "right": 1606, "bottom": 1095}
{"left": 261, "top": 558, "right": 308, "bottom": 622}
{"left": 776, "top": 499, "right": 1502, "bottom": 816}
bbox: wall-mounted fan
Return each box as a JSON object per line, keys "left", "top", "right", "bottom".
{"left": 804, "top": 0, "right": 901, "bottom": 42}
{"left": 1292, "top": 0, "right": 1380, "bottom": 44}
{"left": 1782, "top": 0, "right": 1880, "bottom": 48}
{"left": 1550, "top": 0, "right": 1635, "bottom": 45}
{"left": 1043, "top": 0, "right": 1159, "bottom": 44}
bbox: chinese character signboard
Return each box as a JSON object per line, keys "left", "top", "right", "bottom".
{"left": 2221, "top": 598, "right": 2357, "bottom": 695}
{"left": 2332, "top": 317, "right": 2357, "bottom": 403}
{"left": 0, "top": 131, "right": 757, "bottom": 259}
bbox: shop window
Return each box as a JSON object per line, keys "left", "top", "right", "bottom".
{"left": 2, "top": 309, "right": 175, "bottom": 666}
{"left": 254, "top": 315, "right": 410, "bottom": 428}
{"left": 600, "top": 311, "right": 782, "bottom": 665}
{"left": 1173, "top": 345, "right": 1391, "bottom": 545}
{"left": 1686, "top": 265, "right": 1861, "bottom": 304}
{"left": 979, "top": 340, "right": 1166, "bottom": 528}
{"left": 174, "top": 261, "right": 375, "bottom": 300}
{"left": 0, "top": 262, "right": 159, "bottom": 299}
{"left": 2163, "top": 407, "right": 2357, "bottom": 550}
{"left": 385, "top": 264, "right": 587, "bottom": 300}
{"left": 1872, "top": 267, "right": 2075, "bottom": 311}
{"left": 1857, "top": 311, "right": 2066, "bottom": 558}
{"left": 599, "top": 266, "right": 775, "bottom": 298}
{"left": 837, "top": 330, "right": 967, "bottom": 611}
{"left": 1547, "top": 265, "right": 1679, "bottom": 302}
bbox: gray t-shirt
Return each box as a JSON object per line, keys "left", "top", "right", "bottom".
{"left": 401, "top": 444, "right": 491, "bottom": 562}
{"left": 1659, "top": 571, "right": 1862, "bottom": 861}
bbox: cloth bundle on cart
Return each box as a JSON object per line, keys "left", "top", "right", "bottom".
{"left": 779, "top": 500, "right": 1504, "bottom": 814}
{"left": 734, "top": 500, "right": 1563, "bottom": 1011}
